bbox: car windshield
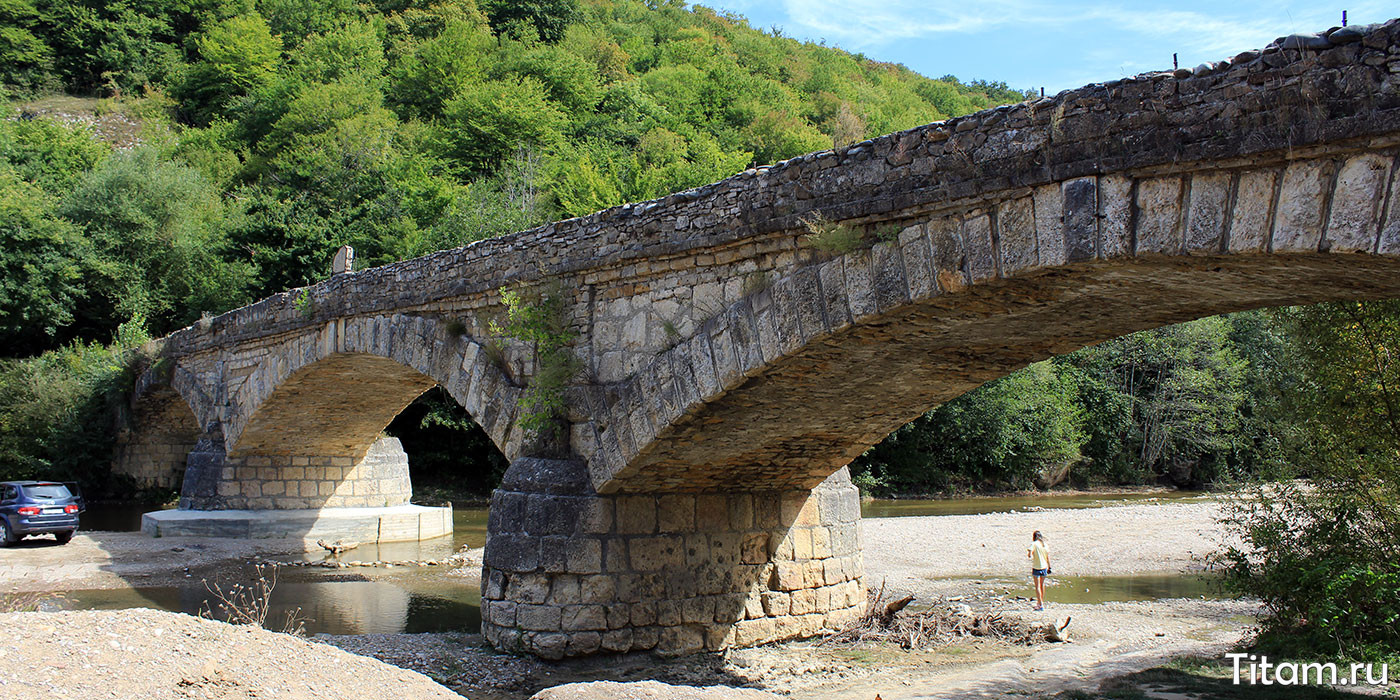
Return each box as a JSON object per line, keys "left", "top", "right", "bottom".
{"left": 23, "top": 484, "right": 71, "bottom": 499}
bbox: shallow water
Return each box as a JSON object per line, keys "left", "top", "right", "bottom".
{"left": 860, "top": 491, "right": 1208, "bottom": 519}
{"left": 57, "top": 574, "right": 482, "bottom": 636}
{"left": 1007, "top": 573, "right": 1228, "bottom": 604}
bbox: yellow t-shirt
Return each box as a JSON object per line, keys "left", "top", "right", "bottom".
{"left": 1030, "top": 540, "right": 1050, "bottom": 569}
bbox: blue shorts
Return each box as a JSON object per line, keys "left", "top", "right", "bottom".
{"left": 1032, "top": 568, "right": 1049, "bottom": 578}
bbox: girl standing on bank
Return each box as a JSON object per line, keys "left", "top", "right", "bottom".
{"left": 1027, "top": 531, "right": 1051, "bottom": 611}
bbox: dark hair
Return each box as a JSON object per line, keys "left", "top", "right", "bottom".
{"left": 1032, "top": 530, "right": 1044, "bottom": 542}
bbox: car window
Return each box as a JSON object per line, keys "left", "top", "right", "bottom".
{"left": 22, "top": 484, "right": 72, "bottom": 499}
{"left": 1, "top": 486, "right": 14, "bottom": 501}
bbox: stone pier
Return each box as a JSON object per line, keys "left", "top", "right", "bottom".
{"left": 142, "top": 437, "right": 450, "bottom": 542}
{"left": 480, "top": 459, "right": 864, "bottom": 659}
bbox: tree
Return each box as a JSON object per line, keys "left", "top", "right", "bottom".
{"left": 479, "top": 0, "right": 576, "bottom": 44}
{"left": 0, "top": 170, "right": 88, "bottom": 355}
{"left": 1219, "top": 301, "right": 1400, "bottom": 662}
{"left": 439, "top": 76, "right": 566, "bottom": 174}
{"left": 176, "top": 14, "right": 282, "bottom": 125}
{"left": 59, "top": 147, "right": 252, "bottom": 339}
{"left": 0, "top": 0, "right": 57, "bottom": 94}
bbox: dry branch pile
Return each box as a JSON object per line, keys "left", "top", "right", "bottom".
{"left": 821, "top": 585, "right": 1071, "bottom": 649}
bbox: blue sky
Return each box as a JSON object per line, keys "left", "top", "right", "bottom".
{"left": 696, "top": 1, "right": 1397, "bottom": 93}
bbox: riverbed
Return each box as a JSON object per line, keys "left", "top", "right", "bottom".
{"left": 16, "top": 490, "right": 1233, "bottom": 638}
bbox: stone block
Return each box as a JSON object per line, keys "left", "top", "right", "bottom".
{"left": 1273, "top": 159, "right": 1329, "bottom": 252}
{"left": 517, "top": 604, "right": 562, "bottom": 631}
{"left": 761, "top": 591, "right": 790, "bottom": 617}
{"left": 566, "top": 631, "right": 602, "bottom": 656}
{"left": 1033, "top": 182, "right": 1066, "bottom": 266}
{"left": 657, "top": 494, "right": 695, "bottom": 532}
{"left": 1185, "top": 172, "right": 1231, "bottom": 253}
{"left": 842, "top": 250, "right": 876, "bottom": 321}
{"left": 1062, "top": 177, "right": 1097, "bottom": 262}
{"left": 549, "top": 576, "right": 581, "bottom": 605}
{"left": 997, "top": 197, "right": 1038, "bottom": 274}
{"left": 629, "top": 601, "right": 657, "bottom": 626}
{"left": 741, "top": 532, "right": 769, "bottom": 565}
{"left": 1229, "top": 169, "right": 1276, "bottom": 252}
{"left": 733, "top": 618, "right": 776, "bottom": 647}
{"left": 684, "top": 534, "right": 711, "bottom": 567}
{"left": 962, "top": 213, "right": 996, "bottom": 281}
{"left": 566, "top": 538, "right": 603, "bottom": 574}
{"left": 657, "top": 626, "right": 705, "bottom": 657}
{"left": 601, "top": 629, "right": 633, "bottom": 652}
{"left": 616, "top": 496, "right": 656, "bottom": 535}
{"left": 695, "top": 494, "right": 728, "bottom": 531}
{"left": 1097, "top": 174, "right": 1133, "bottom": 258}
{"left": 681, "top": 597, "right": 713, "bottom": 624}
{"left": 810, "top": 527, "right": 832, "bottom": 558}
{"left": 790, "top": 529, "right": 813, "bottom": 560}
{"left": 1327, "top": 154, "right": 1391, "bottom": 252}
{"left": 632, "top": 626, "right": 660, "bottom": 651}
{"left": 562, "top": 604, "right": 607, "bottom": 631}
{"left": 580, "top": 575, "right": 614, "bottom": 604}
{"left": 629, "top": 536, "right": 683, "bottom": 571}
{"left": 727, "top": 493, "right": 754, "bottom": 531}
{"left": 1135, "top": 177, "right": 1184, "bottom": 255}
{"left": 770, "top": 562, "right": 805, "bottom": 591}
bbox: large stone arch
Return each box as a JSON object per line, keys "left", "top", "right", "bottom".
{"left": 594, "top": 150, "right": 1400, "bottom": 494}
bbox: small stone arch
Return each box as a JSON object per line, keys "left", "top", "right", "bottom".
{"left": 225, "top": 314, "right": 524, "bottom": 463}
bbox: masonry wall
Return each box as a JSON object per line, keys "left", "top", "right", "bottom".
{"left": 480, "top": 460, "right": 864, "bottom": 658}
{"left": 180, "top": 436, "right": 412, "bottom": 510}
{"left": 111, "top": 389, "right": 201, "bottom": 490}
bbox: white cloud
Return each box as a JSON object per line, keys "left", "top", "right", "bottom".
{"left": 773, "top": 0, "right": 1377, "bottom": 57}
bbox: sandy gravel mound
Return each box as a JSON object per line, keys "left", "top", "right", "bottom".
{"left": 532, "top": 680, "right": 782, "bottom": 699}
{"left": 0, "top": 609, "right": 459, "bottom": 699}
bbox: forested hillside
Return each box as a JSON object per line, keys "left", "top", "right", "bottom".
{"left": 0, "top": 0, "right": 1029, "bottom": 495}
{"left": 0, "top": 0, "right": 1029, "bottom": 355}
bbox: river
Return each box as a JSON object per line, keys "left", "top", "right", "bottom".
{"left": 61, "top": 491, "right": 1219, "bottom": 635}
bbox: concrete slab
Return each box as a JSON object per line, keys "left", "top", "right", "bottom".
{"left": 141, "top": 505, "right": 453, "bottom": 543}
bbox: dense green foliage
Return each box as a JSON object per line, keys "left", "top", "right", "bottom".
{"left": 1217, "top": 301, "right": 1400, "bottom": 663}
{"left": 852, "top": 313, "right": 1298, "bottom": 495}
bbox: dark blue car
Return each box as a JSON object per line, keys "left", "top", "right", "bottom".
{"left": 0, "top": 481, "right": 83, "bottom": 545}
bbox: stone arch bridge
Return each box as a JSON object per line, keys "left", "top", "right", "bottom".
{"left": 119, "top": 22, "right": 1400, "bottom": 657}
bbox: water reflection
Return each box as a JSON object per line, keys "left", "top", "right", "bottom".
{"left": 1007, "top": 573, "right": 1228, "bottom": 604}
{"left": 59, "top": 578, "right": 481, "bottom": 635}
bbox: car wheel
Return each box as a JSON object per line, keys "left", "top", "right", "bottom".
{"left": 0, "top": 520, "right": 17, "bottom": 546}
{"left": 54, "top": 530, "right": 74, "bottom": 545}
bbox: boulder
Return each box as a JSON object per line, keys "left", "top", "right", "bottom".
{"left": 531, "top": 680, "right": 782, "bottom": 700}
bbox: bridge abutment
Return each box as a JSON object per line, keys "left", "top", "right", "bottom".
{"left": 480, "top": 459, "right": 865, "bottom": 659}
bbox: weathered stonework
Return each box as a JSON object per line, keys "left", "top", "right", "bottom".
{"left": 179, "top": 436, "right": 412, "bottom": 511}
{"left": 110, "top": 21, "right": 1400, "bottom": 657}
{"left": 480, "top": 459, "right": 863, "bottom": 659}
